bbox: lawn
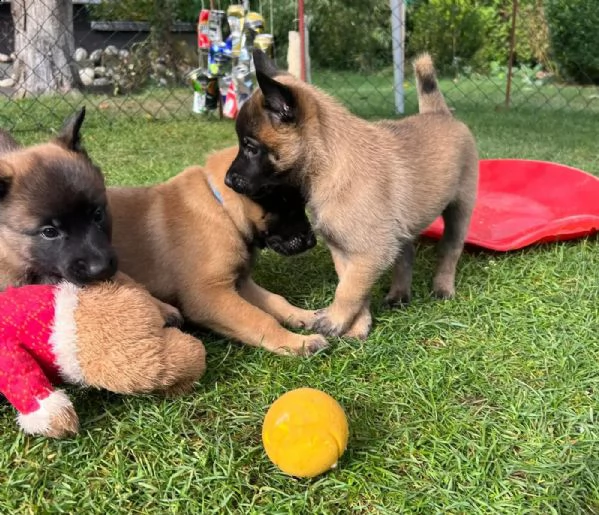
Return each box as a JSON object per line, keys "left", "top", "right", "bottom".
{"left": 1, "top": 82, "right": 598, "bottom": 513}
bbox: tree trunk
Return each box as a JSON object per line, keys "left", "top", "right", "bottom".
{"left": 11, "top": 0, "right": 82, "bottom": 97}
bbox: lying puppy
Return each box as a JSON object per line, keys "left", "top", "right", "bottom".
{"left": 0, "top": 109, "right": 181, "bottom": 325}
{"left": 108, "top": 146, "right": 328, "bottom": 356}
{"left": 225, "top": 51, "right": 479, "bottom": 339}
{"left": 0, "top": 108, "right": 117, "bottom": 288}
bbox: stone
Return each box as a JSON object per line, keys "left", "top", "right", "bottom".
{"left": 0, "top": 78, "right": 15, "bottom": 88}
{"left": 104, "top": 45, "right": 119, "bottom": 57}
{"left": 0, "top": 53, "right": 12, "bottom": 63}
{"left": 79, "top": 67, "right": 95, "bottom": 86}
{"left": 74, "top": 47, "right": 88, "bottom": 62}
{"left": 94, "top": 66, "right": 106, "bottom": 77}
{"left": 154, "top": 63, "right": 167, "bottom": 75}
{"left": 92, "top": 77, "right": 111, "bottom": 87}
{"left": 118, "top": 49, "right": 130, "bottom": 61}
{"left": 90, "top": 49, "right": 103, "bottom": 65}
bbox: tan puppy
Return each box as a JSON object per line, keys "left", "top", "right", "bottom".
{"left": 0, "top": 110, "right": 181, "bottom": 326}
{"left": 107, "top": 146, "right": 328, "bottom": 356}
{"left": 225, "top": 51, "right": 479, "bottom": 339}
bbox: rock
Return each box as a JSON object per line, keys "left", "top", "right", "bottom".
{"left": 90, "top": 49, "right": 103, "bottom": 65}
{"left": 118, "top": 49, "right": 130, "bottom": 61}
{"left": 94, "top": 66, "right": 106, "bottom": 77}
{"left": 0, "top": 53, "right": 12, "bottom": 63}
{"left": 10, "top": 53, "right": 16, "bottom": 62}
{"left": 74, "top": 47, "right": 88, "bottom": 62}
{"left": 154, "top": 63, "right": 167, "bottom": 75}
{"left": 79, "top": 67, "right": 95, "bottom": 86}
{"left": 93, "top": 77, "right": 111, "bottom": 87}
{"left": 104, "top": 45, "right": 119, "bottom": 57}
{"left": 0, "top": 78, "right": 15, "bottom": 88}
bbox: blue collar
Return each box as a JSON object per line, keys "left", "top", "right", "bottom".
{"left": 207, "top": 176, "right": 224, "bottom": 205}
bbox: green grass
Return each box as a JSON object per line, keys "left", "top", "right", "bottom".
{"left": 1, "top": 84, "right": 599, "bottom": 514}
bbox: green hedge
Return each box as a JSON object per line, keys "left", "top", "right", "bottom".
{"left": 545, "top": 0, "right": 599, "bottom": 84}
{"left": 87, "top": 0, "right": 599, "bottom": 85}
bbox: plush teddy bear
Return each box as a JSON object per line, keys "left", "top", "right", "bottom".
{"left": 0, "top": 281, "right": 206, "bottom": 438}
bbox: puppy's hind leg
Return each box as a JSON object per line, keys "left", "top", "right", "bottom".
{"left": 432, "top": 197, "right": 474, "bottom": 299}
{"left": 384, "top": 240, "right": 415, "bottom": 308}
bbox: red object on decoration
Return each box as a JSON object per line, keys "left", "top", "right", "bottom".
{"left": 223, "top": 80, "right": 238, "bottom": 119}
{"left": 422, "top": 159, "right": 599, "bottom": 251}
{"left": 197, "top": 9, "right": 211, "bottom": 49}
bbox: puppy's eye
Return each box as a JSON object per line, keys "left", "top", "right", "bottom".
{"left": 93, "top": 206, "right": 105, "bottom": 224}
{"left": 40, "top": 226, "right": 60, "bottom": 240}
{"left": 243, "top": 137, "right": 259, "bottom": 156}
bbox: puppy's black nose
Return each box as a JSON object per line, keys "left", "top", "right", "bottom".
{"left": 305, "top": 232, "right": 317, "bottom": 249}
{"left": 70, "top": 254, "right": 118, "bottom": 283}
{"left": 224, "top": 172, "right": 235, "bottom": 189}
{"left": 225, "top": 172, "right": 251, "bottom": 194}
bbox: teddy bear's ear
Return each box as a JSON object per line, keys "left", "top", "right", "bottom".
{"left": 0, "top": 160, "right": 13, "bottom": 200}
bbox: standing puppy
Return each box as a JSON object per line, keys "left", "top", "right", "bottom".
{"left": 225, "top": 51, "right": 479, "bottom": 339}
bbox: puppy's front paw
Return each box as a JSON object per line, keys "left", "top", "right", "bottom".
{"left": 303, "top": 334, "right": 330, "bottom": 355}
{"left": 311, "top": 309, "right": 349, "bottom": 337}
{"left": 432, "top": 286, "right": 454, "bottom": 300}
{"left": 286, "top": 309, "right": 319, "bottom": 330}
{"left": 342, "top": 311, "right": 372, "bottom": 341}
{"left": 159, "top": 302, "right": 184, "bottom": 328}
{"left": 383, "top": 291, "right": 411, "bottom": 309}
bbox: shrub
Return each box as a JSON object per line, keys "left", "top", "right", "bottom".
{"left": 407, "top": 0, "right": 493, "bottom": 74}
{"left": 407, "top": 0, "right": 554, "bottom": 75}
{"left": 545, "top": 0, "right": 599, "bottom": 84}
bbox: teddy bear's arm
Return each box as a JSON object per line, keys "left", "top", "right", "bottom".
{"left": 0, "top": 339, "right": 74, "bottom": 435}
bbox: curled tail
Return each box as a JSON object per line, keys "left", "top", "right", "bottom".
{"left": 413, "top": 53, "right": 451, "bottom": 115}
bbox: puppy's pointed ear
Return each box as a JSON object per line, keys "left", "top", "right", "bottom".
{"left": 256, "top": 71, "right": 297, "bottom": 125}
{"left": 0, "top": 161, "right": 13, "bottom": 200}
{"left": 252, "top": 48, "right": 280, "bottom": 78}
{"left": 55, "top": 106, "right": 86, "bottom": 152}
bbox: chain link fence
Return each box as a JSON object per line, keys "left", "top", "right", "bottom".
{"left": 0, "top": 0, "right": 598, "bottom": 132}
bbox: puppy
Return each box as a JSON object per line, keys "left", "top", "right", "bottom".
{"left": 225, "top": 51, "right": 479, "bottom": 339}
{"left": 107, "top": 146, "right": 328, "bottom": 356}
{"left": 0, "top": 108, "right": 118, "bottom": 289}
{"left": 0, "top": 110, "right": 181, "bottom": 325}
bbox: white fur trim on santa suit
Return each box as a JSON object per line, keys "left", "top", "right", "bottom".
{"left": 50, "top": 282, "right": 84, "bottom": 385}
{"left": 17, "top": 390, "right": 75, "bottom": 435}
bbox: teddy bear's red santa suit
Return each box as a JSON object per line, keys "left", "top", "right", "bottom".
{"left": 0, "top": 282, "right": 83, "bottom": 434}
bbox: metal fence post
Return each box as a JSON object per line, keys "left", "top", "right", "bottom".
{"left": 390, "top": 0, "right": 405, "bottom": 115}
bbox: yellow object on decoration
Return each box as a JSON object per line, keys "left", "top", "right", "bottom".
{"left": 262, "top": 388, "right": 349, "bottom": 478}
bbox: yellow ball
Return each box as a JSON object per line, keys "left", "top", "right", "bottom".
{"left": 262, "top": 387, "right": 349, "bottom": 478}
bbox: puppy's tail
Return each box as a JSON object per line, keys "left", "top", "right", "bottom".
{"left": 413, "top": 53, "right": 451, "bottom": 115}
